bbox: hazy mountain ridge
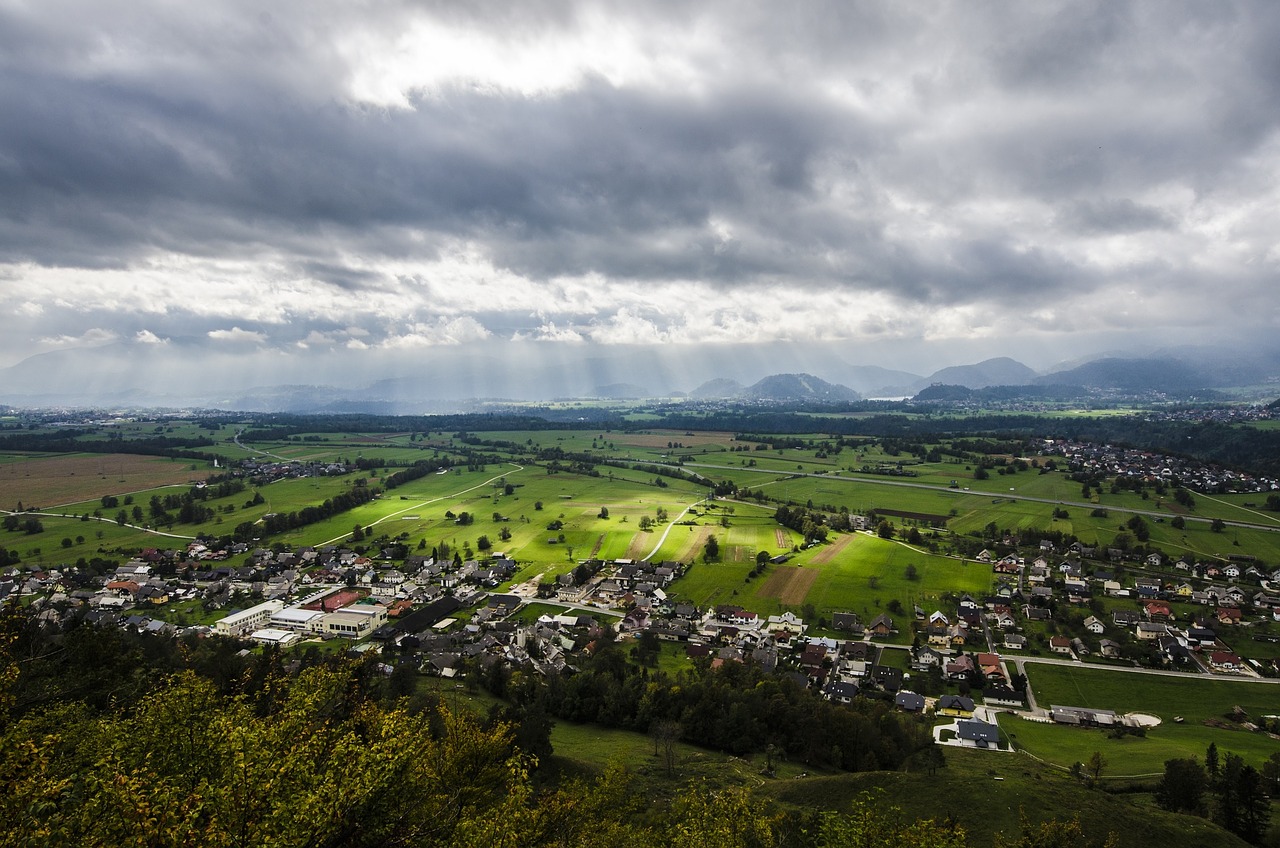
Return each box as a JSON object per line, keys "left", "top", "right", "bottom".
{"left": 2, "top": 342, "right": 1279, "bottom": 410}
{"left": 744, "top": 373, "right": 861, "bottom": 402}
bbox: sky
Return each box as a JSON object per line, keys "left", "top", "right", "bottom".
{"left": 2, "top": 1, "right": 1280, "bottom": 402}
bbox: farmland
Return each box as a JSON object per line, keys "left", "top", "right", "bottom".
{"left": 4, "top": 407, "right": 1280, "bottom": 846}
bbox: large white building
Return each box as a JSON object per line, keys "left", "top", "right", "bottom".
{"left": 215, "top": 600, "right": 285, "bottom": 637}
{"left": 269, "top": 607, "right": 326, "bottom": 632}
{"left": 320, "top": 605, "right": 387, "bottom": 639}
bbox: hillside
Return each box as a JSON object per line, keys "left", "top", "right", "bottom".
{"left": 924, "top": 356, "right": 1038, "bottom": 389}
{"left": 745, "top": 373, "right": 861, "bottom": 402}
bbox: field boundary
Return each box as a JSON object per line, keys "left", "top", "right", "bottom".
{"left": 758, "top": 566, "right": 819, "bottom": 605}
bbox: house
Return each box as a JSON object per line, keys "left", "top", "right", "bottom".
{"left": 1144, "top": 601, "right": 1173, "bottom": 622}
{"left": 868, "top": 613, "right": 894, "bottom": 636}
{"left": 823, "top": 680, "right": 860, "bottom": 704}
{"left": 976, "top": 652, "right": 1005, "bottom": 681}
{"left": 989, "top": 610, "right": 1017, "bottom": 629}
{"left": 1082, "top": 615, "right": 1105, "bottom": 634}
{"left": 872, "top": 665, "right": 905, "bottom": 693}
{"left": 1186, "top": 627, "right": 1217, "bottom": 647}
{"left": 1099, "top": 639, "right": 1122, "bottom": 658}
{"left": 911, "top": 645, "right": 944, "bottom": 670}
{"left": 1049, "top": 636, "right": 1072, "bottom": 655}
{"left": 1023, "top": 606, "right": 1051, "bottom": 622}
{"left": 832, "top": 611, "right": 862, "bottom": 633}
{"left": 956, "top": 719, "right": 1000, "bottom": 748}
{"left": 894, "top": 690, "right": 925, "bottom": 712}
{"left": 1113, "top": 610, "right": 1140, "bottom": 627}
{"left": 982, "top": 685, "right": 1024, "bottom": 707}
{"left": 1216, "top": 607, "right": 1243, "bottom": 626}
{"left": 945, "top": 654, "right": 975, "bottom": 681}
{"left": 1135, "top": 622, "right": 1169, "bottom": 640}
{"left": 936, "top": 694, "right": 975, "bottom": 717}
{"left": 1209, "top": 650, "right": 1242, "bottom": 671}
{"left": 1003, "top": 633, "right": 1027, "bottom": 650}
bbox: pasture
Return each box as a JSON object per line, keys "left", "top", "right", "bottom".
{"left": 1005, "top": 663, "right": 1280, "bottom": 774}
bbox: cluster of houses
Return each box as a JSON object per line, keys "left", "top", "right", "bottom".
{"left": 926, "top": 547, "right": 1280, "bottom": 677}
{"left": 1039, "top": 438, "right": 1278, "bottom": 494}
{"left": 232, "top": 458, "right": 352, "bottom": 484}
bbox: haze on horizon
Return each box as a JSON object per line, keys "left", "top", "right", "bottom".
{"left": 2, "top": 1, "right": 1279, "bottom": 403}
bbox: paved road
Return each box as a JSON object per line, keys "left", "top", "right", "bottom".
{"left": 1011, "top": 654, "right": 1280, "bottom": 684}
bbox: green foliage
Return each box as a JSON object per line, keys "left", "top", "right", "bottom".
{"left": 1157, "top": 758, "right": 1207, "bottom": 814}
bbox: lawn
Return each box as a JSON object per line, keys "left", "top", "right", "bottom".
{"left": 668, "top": 530, "right": 993, "bottom": 628}
{"left": 1005, "top": 663, "right": 1280, "bottom": 774}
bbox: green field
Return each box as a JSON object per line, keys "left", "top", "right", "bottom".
{"left": 669, "top": 530, "right": 993, "bottom": 630}
{"left": 1006, "top": 663, "right": 1280, "bottom": 774}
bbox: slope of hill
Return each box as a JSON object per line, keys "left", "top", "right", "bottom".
{"left": 690, "top": 378, "right": 746, "bottom": 399}
{"left": 923, "top": 356, "right": 1038, "bottom": 389}
{"left": 1035, "top": 357, "right": 1211, "bottom": 392}
{"left": 745, "top": 373, "right": 860, "bottom": 402}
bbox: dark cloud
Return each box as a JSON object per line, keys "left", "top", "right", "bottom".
{"left": 1, "top": 0, "right": 1278, "bottom": 382}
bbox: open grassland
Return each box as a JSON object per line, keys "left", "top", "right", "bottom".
{"left": 1007, "top": 663, "right": 1280, "bottom": 773}
{"left": 1025, "top": 662, "right": 1280, "bottom": 724}
{"left": 0, "top": 453, "right": 207, "bottom": 510}
{"left": 668, "top": 530, "right": 992, "bottom": 622}
{"left": 1000, "top": 713, "right": 1280, "bottom": 777}
{"left": 791, "top": 533, "right": 991, "bottom": 611}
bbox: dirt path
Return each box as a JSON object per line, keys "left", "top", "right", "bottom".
{"left": 774, "top": 528, "right": 787, "bottom": 548}
{"left": 590, "top": 534, "right": 604, "bottom": 557}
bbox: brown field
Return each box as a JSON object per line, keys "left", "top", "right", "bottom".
{"left": 809, "top": 532, "right": 855, "bottom": 565}
{"left": 775, "top": 528, "right": 787, "bottom": 547}
{"left": 758, "top": 566, "right": 819, "bottom": 605}
{"left": 0, "top": 453, "right": 203, "bottom": 509}
{"left": 674, "top": 526, "right": 715, "bottom": 561}
{"left": 625, "top": 532, "right": 653, "bottom": 560}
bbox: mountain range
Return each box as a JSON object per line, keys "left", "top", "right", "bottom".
{"left": 2, "top": 341, "right": 1278, "bottom": 411}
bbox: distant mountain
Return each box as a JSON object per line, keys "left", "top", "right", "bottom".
{"left": 745, "top": 373, "right": 860, "bottom": 402}
{"left": 840, "top": 365, "right": 925, "bottom": 397}
{"left": 690, "top": 378, "right": 745, "bottom": 399}
{"left": 1034, "top": 357, "right": 1212, "bottom": 392}
{"left": 922, "top": 357, "right": 1037, "bottom": 389}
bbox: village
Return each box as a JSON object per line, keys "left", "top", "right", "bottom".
{"left": 8, "top": 511, "right": 1280, "bottom": 757}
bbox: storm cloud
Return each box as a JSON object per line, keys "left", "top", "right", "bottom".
{"left": 2, "top": 0, "right": 1278, "bottom": 392}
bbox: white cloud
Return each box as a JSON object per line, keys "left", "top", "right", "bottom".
{"left": 36, "top": 327, "right": 117, "bottom": 347}
{"left": 513, "top": 321, "right": 586, "bottom": 343}
{"left": 207, "top": 327, "right": 266, "bottom": 344}
{"left": 134, "top": 329, "right": 167, "bottom": 344}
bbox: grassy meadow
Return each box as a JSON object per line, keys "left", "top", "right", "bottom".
{"left": 1003, "top": 663, "right": 1280, "bottom": 775}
